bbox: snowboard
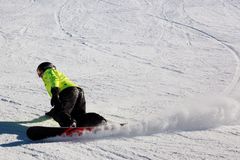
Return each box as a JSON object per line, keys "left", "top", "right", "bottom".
{"left": 26, "top": 123, "right": 126, "bottom": 141}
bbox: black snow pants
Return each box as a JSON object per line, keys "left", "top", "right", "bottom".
{"left": 52, "top": 87, "right": 106, "bottom": 127}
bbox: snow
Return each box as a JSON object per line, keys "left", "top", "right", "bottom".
{"left": 1, "top": 0, "right": 240, "bottom": 159}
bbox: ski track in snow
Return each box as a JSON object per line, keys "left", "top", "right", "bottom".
{"left": 1, "top": 0, "right": 240, "bottom": 160}
{"left": 147, "top": 13, "right": 240, "bottom": 94}
{"left": 56, "top": 0, "right": 74, "bottom": 38}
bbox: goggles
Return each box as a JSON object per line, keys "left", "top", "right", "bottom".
{"left": 37, "top": 69, "right": 44, "bottom": 78}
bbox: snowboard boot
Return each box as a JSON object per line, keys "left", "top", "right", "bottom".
{"left": 76, "top": 112, "right": 107, "bottom": 127}
{"left": 52, "top": 111, "right": 74, "bottom": 127}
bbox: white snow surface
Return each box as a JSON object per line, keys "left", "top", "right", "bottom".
{"left": 1, "top": 0, "right": 240, "bottom": 159}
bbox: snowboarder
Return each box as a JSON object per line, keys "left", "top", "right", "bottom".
{"left": 36, "top": 62, "right": 106, "bottom": 127}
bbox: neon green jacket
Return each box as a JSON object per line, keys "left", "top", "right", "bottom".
{"left": 42, "top": 68, "right": 78, "bottom": 97}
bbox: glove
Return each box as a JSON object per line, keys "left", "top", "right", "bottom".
{"left": 50, "top": 87, "right": 61, "bottom": 108}
{"left": 45, "top": 108, "right": 56, "bottom": 117}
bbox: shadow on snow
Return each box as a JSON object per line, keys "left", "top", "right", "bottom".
{"left": 0, "top": 115, "right": 51, "bottom": 147}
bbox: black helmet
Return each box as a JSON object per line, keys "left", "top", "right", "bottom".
{"left": 37, "top": 62, "right": 56, "bottom": 77}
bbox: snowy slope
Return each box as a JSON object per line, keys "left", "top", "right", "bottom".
{"left": 1, "top": 0, "right": 240, "bottom": 159}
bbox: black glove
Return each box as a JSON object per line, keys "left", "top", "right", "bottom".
{"left": 45, "top": 108, "right": 56, "bottom": 117}
{"left": 50, "top": 87, "right": 61, "bottom": 108}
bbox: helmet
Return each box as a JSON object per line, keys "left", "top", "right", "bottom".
{"left": 37, "top": 62, "right": 56, "bottom": 77}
